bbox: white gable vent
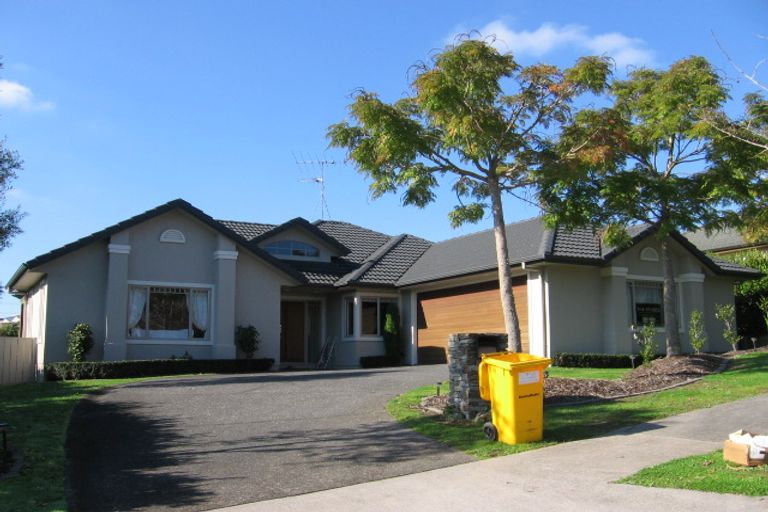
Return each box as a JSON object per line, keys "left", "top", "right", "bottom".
{"left": 640, "top": 247, "right": 659, "bottom": 262}
{"left": 160, "top": 229, "right": 186, "bottom": 244}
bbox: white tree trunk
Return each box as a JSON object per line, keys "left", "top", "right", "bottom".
{"left": 488, "top": 179, "right": 523, "bottom": 352}
{"left": 660, "top": 236, "right": 681, "bottom": 356}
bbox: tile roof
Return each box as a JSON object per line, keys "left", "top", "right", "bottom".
{"left": 683, "top": 227, "right": 750, "bottom": 252}
{"left": 314, "top": 221, "right": 392, "bottom": 264}
{"left": 397, "top": 218, "right": 759, "bottom": 286}
{"left": 218, "top": 220, "right": 276, "bottom": 241}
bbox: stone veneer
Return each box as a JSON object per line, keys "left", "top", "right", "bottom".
{"left": 447, "top": 333, "right": 507, "bottom": 420}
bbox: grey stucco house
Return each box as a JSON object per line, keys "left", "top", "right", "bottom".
{"left": 7, "top": 199, "right": 758, "bottom": 370}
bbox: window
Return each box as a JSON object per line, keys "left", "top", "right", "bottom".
{"left": 640, "top": 247, "right": 659, "bottom": 262}
{"left": 627, "top": 281, "right": 664, "bottom": 326}
{"left": 264, "top": 240, "right": 320, "bottom": 258}
{"left": 128, "top": 286, "right": 210, "bottom": 340}
{"left": 345, "top": 298, "right": 355, "bottom": 337}
{"left": 361, "top": 299, "right": 379, "bottom": 335}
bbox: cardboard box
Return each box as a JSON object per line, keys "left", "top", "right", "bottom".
{"left": 723, "top": 439, "right": 767, "bottom": 467}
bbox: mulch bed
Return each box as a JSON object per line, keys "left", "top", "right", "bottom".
{"left": 420, "top": 353, "right": 731, "bottom": 413}
{"left": 545, "top": 354, "right": 725, "bottom": 405}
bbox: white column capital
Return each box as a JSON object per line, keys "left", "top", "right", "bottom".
{"left": 214, "top": 250, "right": 238, "bottom": 261}
{"left": 108, "top": 244, "right": 131, "bottom": 255}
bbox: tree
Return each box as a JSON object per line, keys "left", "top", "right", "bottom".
{"left": 328, "top": 39, "right": 611, "bottom": 351}
{"left": 0, "top": 61, "right": 24, "bottom": 253}
{"left": 539, "top": 56, "right": 743, "bottom": 357}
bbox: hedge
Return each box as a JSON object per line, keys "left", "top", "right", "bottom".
{"left": 44, "top": 358, "right": 274, "bottom": 381}
{"left": 360, "top": 355, "right": 401, "bottom": 369}
{"left": 552, "top": 352, "right": 662, "bottom": 368}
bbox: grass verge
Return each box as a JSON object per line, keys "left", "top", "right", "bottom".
{"left": 388, "top": 352, "right": 768, "bottom": 460}
{"left": 619, "top": 450, "right": 768, "bottom": 496}
{"left": 0, "top": 378, "right": 149, "bottom": 512}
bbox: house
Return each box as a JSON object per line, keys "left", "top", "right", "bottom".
{"left": 685, "top": 227, "right": 768, "bottom": 256}
{"left": 6, "top": 199, "right": 759, "bottom": 371}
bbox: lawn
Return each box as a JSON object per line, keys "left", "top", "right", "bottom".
{"left": 0, "top": 378, "right": 148, "bottom": 512}
{"left": 388, "top": 352, "right": 768, "bottom": 459}
{"left": 619, "top": 450, "right": 768, "bottom": 496}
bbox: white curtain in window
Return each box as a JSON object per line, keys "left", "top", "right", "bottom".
{"left": 634, "top": 283, "right": 662, "bottom": 304}
{"left": 189, "top": 290, "right": 209, "bottom": 332}
{"left": 128, "top": 288, "right": 147, "bottom": 329}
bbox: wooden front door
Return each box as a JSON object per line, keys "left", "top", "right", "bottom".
{"left": 281, "top": 302, "right": 305, "bottom": 363}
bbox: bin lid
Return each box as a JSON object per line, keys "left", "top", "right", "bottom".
{"left": 480, "top": 351, "right": 552, "bottom": 371}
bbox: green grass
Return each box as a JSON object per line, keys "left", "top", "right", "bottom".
{"left": 0, "top": 378, "right": 150, "bottom": 512}
{"left": 619, "top": 450, "right": 768, "bottom": 496}
{"left": 388, "top": 352, "right": 768, "bottom": 459}
{"left": 546, "top": 366, "right": 630, "bottom": 380}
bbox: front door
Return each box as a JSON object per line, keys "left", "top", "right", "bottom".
{"left": 281, "top": 301, "right": 306, "bottom": 363}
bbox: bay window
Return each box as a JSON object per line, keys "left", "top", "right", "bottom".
{"left": 343, "top": 296, "right": 398, "bottom": 338}
{"left": 128, "top": 286, "right": 211, "bottom": 340}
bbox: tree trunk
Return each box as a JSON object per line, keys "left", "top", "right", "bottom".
{"left": 488, "top": 178, "right": 523, "bottom": 352}
{"left": 660, "top": 236, "right": 681, "bottom": 356}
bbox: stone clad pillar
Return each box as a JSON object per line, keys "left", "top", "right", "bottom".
{"left": 448, "top": 333, "right": 506, "bottom": 420}
{"left": 213, "top": 235, "right": 237, "bottom": 359}
{"left": 104, "top": 233, "right": 130, "bottom": 361}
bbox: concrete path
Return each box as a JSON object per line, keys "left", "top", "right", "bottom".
{"left": 66, "top": 365, "right": 471, "bottom": 512}
{"left": 212, "top": 394, "right": 768, "bottom": 512}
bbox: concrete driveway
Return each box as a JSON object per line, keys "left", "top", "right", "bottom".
{"left": 66, "top": 365, "right": 471, "bottom": 512}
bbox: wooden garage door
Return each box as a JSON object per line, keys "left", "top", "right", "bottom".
{"left": 417, "top": 279, "right": 528, "bottom": 364}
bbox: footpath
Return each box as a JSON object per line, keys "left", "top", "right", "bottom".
{"left": 212, "top": 394, "right": 768, "bottom": 512}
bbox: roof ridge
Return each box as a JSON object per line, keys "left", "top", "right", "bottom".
{"left": 335, "top": 234, "right": 407, "bottom": 286}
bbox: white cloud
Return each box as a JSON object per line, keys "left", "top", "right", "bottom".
{"left": 0, "top": 79, "right": 55, "bottom": 112}
{"left": 449, "top": 21, "right": 655, "bottom": 69}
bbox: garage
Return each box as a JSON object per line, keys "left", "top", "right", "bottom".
{"left": 416, "top": 279, "right": 528, "bottom": 364}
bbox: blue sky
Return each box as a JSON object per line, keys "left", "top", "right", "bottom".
{"left": 0, "top": 0, "right": 765, "bottom": 316}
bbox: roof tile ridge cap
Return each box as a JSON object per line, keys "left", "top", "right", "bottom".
{"left": 335, "top": 234, "right": 406, "bottom": 286}
{"left": 216, "top": 219, "right": 277, "bottom": 227}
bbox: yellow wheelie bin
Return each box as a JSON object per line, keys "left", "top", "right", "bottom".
{"left": 478, "top": 352, "right": 551, "bottom": 444}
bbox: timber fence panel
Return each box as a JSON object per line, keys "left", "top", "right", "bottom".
{"left": 0, "top": 337, "right": 37, "bottom": 385}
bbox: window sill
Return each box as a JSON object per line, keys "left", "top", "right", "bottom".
{"left": 127, "top": 339, "right": 213, "bottom": 346}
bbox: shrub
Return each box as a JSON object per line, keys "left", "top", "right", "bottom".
{"left": 235, "top": 325, "right": 260, "bottom": 358}
{"left": 552, "top": 352, "right": 658, "bottom": 368}
{"left": 0, "top": 322, "right": 19, "bottom": 337}
{"left": 715, "top": 303, "right": 741, "bottom": 351}
{"left": 382, "top": 304, "right": 401, "bottom": 362}
{"left": 633, "top": 321, "right": 658, "bottom": 367}
{"left": 688, "top": 309, "right": 706, "bottom": 354}
{"left": 45, "top": 358, "right": 274, "bottom": 380}
{"left": 67, "top": 323, "right": 94, "bottom": 362}
{"left": 360, "top": 355, "right": 400, "bottom": 369}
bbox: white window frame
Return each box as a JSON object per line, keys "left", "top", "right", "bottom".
{"left": 127, "top": 281, "right": 214, "bottom": 345}
{"left": 264, "top": 240, "right": 320, "bottom": 258}
{"left": 341, "top": 293, "right": 399, "bottom": 340}
{"left": 626, "top": 275, "right": 684, "bottom": 333}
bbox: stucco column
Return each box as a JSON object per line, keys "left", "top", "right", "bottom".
{"left": 213, "top": 236, "right": 237, "bottom": 359}
{"left": 601, "top": 267, "right": 632, "bottom": 354}
{"left": 678, "top": 273, "right": 705, "bottom": 352}
{"left": 104, "top": 235, "right": 130, "bottom": 361}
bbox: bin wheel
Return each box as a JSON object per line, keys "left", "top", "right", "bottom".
{"left": 483, "top": 422, "right": 498, "bottom": 441}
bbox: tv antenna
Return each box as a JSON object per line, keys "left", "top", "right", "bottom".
{"left": 293, "top": 152, "right": 335, "bottom": 219}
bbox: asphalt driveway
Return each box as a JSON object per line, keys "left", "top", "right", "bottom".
{"left": 66, "top": 365, "right": 471, "bottom": 512}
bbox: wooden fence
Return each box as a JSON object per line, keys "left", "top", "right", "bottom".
{"left": 0, "top": 337, "right": 37, "bottom": 385}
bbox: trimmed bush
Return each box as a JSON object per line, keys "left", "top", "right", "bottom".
{"left": 45, "top": 358, "right": 274, "bottom": 381}
{"left": 360, "top": 355, "right": 401, "bottom": 369}
{"left": 235, "top": 324, "right": 260, "bottom": 358}
{"left": 553, "top": 352, "right": 662, "bottom": 368}
{"left": 67, "top": 323, "right": 94, "bottom": 362}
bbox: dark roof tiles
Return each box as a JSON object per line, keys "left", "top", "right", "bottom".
{"left": 218, "top": 220, "right": 276, "bottom": 240}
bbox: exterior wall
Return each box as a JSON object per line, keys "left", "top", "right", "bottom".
{"left": 22, "top": 279, "right": 48, "bottom": 370}
{"left": 545, "top": 265, "right": 604, "bottom": 354}
{"left": 235, "top": 251, "right": 294, "bottom": 364}
{"left": 40, "top": 242, "right": 109, "bottom": 363}
{"left": 704, "top": 278, "right": 738, "bottom": 352}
